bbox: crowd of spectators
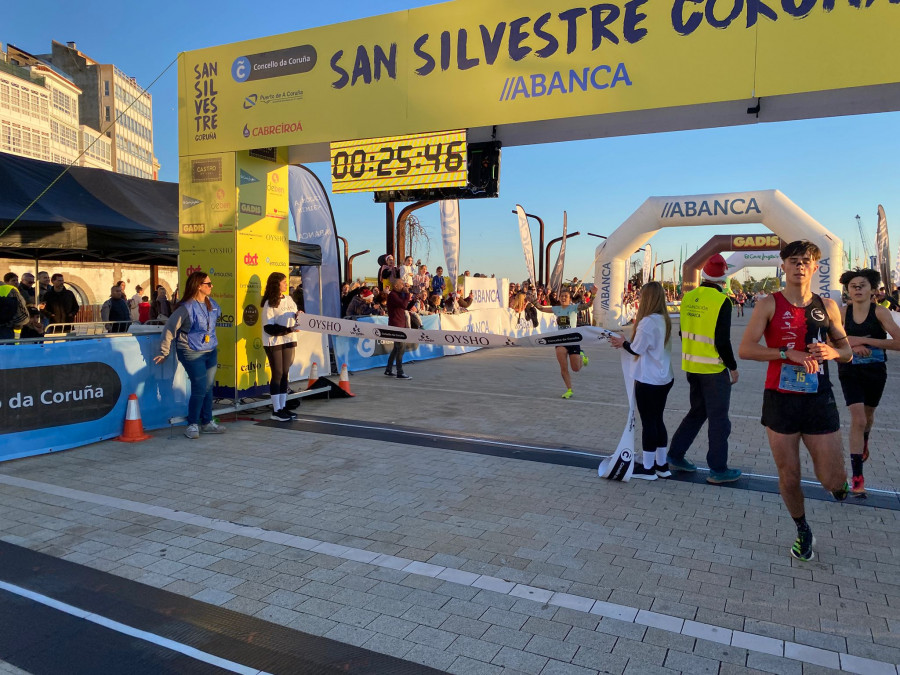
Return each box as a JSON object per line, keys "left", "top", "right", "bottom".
{"left": 0, "top": 270, "right": 183, "bottom": 341}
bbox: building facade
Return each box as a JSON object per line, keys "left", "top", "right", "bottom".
{"left": 1, "top": 41, "right": 155, "bottom": 177}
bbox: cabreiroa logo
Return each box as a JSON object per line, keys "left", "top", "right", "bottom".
{"left": 191, "top": 158, "right": 222, "bottom": 183}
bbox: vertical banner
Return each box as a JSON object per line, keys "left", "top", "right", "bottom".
{"left": 598, "top": 352, "right": 636, "bottom": 481}
{"left": 439, "top": 200, "right": 460, "bottom": 292}
{"left": 876, "top": 205, "right": 893, "bottom": 293}
{"left": 178, "top": 152, "right": 238, "bottom": 398}
{"left": 548, "top": 211, "right": 568, "bottom": 294}
{"left": 642, "top": 244, "right": 652, "bottom": 286}
{"left": 234, "top": 150, "right": 290, "bottom": 398}
{"left": 895, "top": 241, "right": 900, "bottom": 288}
{"left": 515, "top": 204, "right": 536, "bottom": 287}
{"left": 288, "top": 165, "right": 342, "bottom": 318}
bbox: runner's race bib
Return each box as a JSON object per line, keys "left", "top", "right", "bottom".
{"left": 852, "top": 348, "right": 885, "bottom": 365}
{"left": 778, "top": 364, "right": 818, "bottom": 393}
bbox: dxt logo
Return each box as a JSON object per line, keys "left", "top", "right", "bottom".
{"left": 187, "top": 264, "right": 203, "bottom": 275}
{"left": 243, "top": 253, "right": 259, "bottom": 266}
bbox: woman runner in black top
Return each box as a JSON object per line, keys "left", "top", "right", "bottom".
{"left": 837, "top": 268, "right": 900, "bottom": 495}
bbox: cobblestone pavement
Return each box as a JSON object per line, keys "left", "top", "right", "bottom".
{"left": 1, "top": 313, "right": 898, "bottom": 674}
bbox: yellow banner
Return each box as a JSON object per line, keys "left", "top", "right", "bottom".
{"left": 178, "top": 151, "right": 290, "bottom": 398}
{"left": 178, "top": 1, "right": 899, "bottom": 157}
{"left": 178, "top": 152, "right": 237, "bottom": 397}
{"left": 234, "top": 151, "right": 290, "bottom": 396}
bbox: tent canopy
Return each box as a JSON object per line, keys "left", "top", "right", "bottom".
{"left": 0, "top": 152, "right": 321, "bottom": 266}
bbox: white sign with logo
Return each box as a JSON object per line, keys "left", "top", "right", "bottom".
{"left": 462, "top": 277, "right": 509, "bottom": 310}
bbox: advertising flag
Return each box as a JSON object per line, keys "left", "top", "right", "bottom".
{"left": 515, "top": 205, "right": 536, "bottom": 287}
{"left": 548, "top": 211, "right": 568, "bottom": 294}
{"left": 895, "top": 241, "right": 900, "bottom": 288}
{"left": 642, "top": 244, "right": 652, "bottom": 286}
{"left": 876, "top": 205, "right": 893, "bottom": 293}
{"left": 288, "top": 165, "right": 342, "bottom": 318}
{"left": 439, "top": 200, "right": 460, "bottom": 292}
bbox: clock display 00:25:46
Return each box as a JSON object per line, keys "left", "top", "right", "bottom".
{"left": 331, "top": 140, "right": 464, "bottom": 180}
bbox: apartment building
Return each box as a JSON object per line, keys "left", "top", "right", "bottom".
{"left": 0, "top": 40, "right": 154, "bottom": 177}
{"left": 0, "top": 47, "right": 92, "bottom": 167}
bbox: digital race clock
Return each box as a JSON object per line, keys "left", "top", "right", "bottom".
{"left": 330, "top": 130, "right": 467, "bottom": 194}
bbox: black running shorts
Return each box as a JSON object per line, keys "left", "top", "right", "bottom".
{"left": 838, "top": 366, "right": 887, "bottom": 408}
{"left": 564, "top": 345, "right": 582, "bottom": 356}
{"left": 761, "top": 388, "right": 841, "bottom": 435}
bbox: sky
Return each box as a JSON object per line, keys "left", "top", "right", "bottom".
{"left": 6, "top": 0, "right": 900, "bottom": 285}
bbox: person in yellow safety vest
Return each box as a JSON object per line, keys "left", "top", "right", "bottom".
{"left": 0, "top": 273, "right": 30, "bottom": 340}
{"left": 666, "top": 254, "right": 742, "bottom": 484}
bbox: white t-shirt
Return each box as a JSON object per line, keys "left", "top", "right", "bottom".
{"left": 401, "top": 265, "right": 415, "bottom": 285}
{"left": 262, "top": 295, "right": 299, "bottom": 347}
{"left": 130, "top": 293, "right": 142, "bottom": 321}
{"left": 628, "top": 314, "right": 673, "bottom": 386}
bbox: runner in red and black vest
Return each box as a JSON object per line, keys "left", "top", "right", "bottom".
{"left": 739, "top": 240, "right": 852, "bottom": 562}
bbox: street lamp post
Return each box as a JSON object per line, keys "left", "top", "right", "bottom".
{"left": 653, "top": 259, "right": 674, "bottom": 283}
{"left": 545, "top": 232, "right": 580, "bottom": 289}
{"left": 336, "top": 235, "right": 350, "bottom": 284}
{"left": 347, "top": 250, "right": 370, "bottom": 284}
{"left": 511, "top": 209, "right": 545, "bottom": 286}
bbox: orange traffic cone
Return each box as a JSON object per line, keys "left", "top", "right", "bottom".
{"left": 307, "top": 361, "right": 319, "bottom": 390}
{"left": 117, "top": 394, "right": 151, "bottom": 442}
{"left": 338, "top": 363, "right": 355, "bottom": 397}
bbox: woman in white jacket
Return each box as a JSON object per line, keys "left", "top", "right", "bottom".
{"left": 261, "top": 272, "right": 301, "bottom": 421}
{"left": 609, "top": 281, "right": 675, "bottom": 480}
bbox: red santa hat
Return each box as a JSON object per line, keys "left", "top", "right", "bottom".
{"left": 701, "top": 254, "right": 729, "bottom": 283}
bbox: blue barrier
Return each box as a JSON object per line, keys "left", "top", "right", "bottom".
{"left": 0, "top": 335, "right": 187, "bottom": 461}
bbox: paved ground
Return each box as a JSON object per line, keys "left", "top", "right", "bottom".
{"left": 1, "top": 313, "right": 898, "bottom": 674}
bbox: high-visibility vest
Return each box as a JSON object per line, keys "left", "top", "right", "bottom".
{"left": 680, "top": 286, "right": 728, "bottom": 374}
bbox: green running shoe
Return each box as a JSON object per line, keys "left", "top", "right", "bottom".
{"left": 790, "top": 530, "right": 816, "bottom": 562}
{"left": 581, "top": 351, "right": 589, "bottom": 367}
{"left": 831, "top": 481, "right": 850, "bottom": 502}
{"left": 561, "top": 389, "right": 573, "bottom": 400}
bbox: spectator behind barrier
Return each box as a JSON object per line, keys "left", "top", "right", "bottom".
{"left": 100, "top": 284, "right": 131, "bottom": 332}
{"left": 0, "top": 275, "right": 29, "bottom": 340}
{"left": 42, "top": 273, "right": 79, "bottom": 326}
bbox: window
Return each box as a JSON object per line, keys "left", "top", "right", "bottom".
{"left": 104, "top": 80, "right": 110, "bottom": 96}
{"left": 105, "top": 106, "right": 110, "bottom": 122}
{"left": 0, "top": 81, "right": 9, "bottom": 109}
{"left": 10, "top": 85, "right": 21, "bottom": 114}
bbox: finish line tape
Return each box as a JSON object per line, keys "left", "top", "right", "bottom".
{"left": 296, "top": 313, "right": 617, "bottom": 349}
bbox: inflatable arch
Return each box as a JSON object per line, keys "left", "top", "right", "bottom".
{"left": 724, "top": 251, "right": 783, "bottom": 278}
{"left": 682, "top": 234, "right": 782, "bottom": 293}
{"left": 592, "top": 190, "right": 843, "bottom": 329}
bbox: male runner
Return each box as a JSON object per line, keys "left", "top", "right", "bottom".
{"left": 837, "top": 268, "right": 900, "bottom": 495}
{"left": 738, "top": 240, "right": 852, "bottom": 561}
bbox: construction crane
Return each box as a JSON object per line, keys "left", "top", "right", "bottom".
{"left": 856, "top": 214, "right": 874, "bottom": 267}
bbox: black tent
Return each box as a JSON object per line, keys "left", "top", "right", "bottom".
{"left": 0, "top": 152, "right": 321, "bottom": 266}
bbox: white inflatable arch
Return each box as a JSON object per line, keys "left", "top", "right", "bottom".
{"left": 592, "top": 190, "right": 843, "bottom": 328}
{"left": 724, "top": 251, "right": 783, "bottom": 278}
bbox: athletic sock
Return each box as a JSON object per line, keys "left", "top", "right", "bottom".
{"left": 655, "top": 447, "right": 668, "bottom": 466}
{"left": 642, "top": 451, "right": 655, "bottom": 470}
{"left": 850, "top": 454, "right": 863, "bottom": 478}
{"left": 271, "top": 395, "right": 280, "bottom": 412}
{"left": 793, "top": 515, "right": 810, "bottom": 534}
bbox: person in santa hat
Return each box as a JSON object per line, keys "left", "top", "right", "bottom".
{"left": 666, "top": 253, "right": 742, "bottom": 484}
